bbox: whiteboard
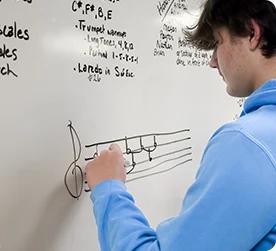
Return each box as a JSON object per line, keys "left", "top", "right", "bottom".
{"left": 0, "top": 0, "right": 243, "bottom": 250}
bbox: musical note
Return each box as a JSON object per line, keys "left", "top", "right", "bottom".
{"left": 64, "top": 120, "right": 84, "bottom": 200}
{"left": 84, "top": 128, "right": 192, "bottom": 186}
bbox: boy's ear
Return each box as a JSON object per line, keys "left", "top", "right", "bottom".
{"left": 248, "top": 19, "right": 261, "bottom": 51}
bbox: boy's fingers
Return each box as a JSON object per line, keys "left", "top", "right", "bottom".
{"left": 109, "top": 143, "right": 122, "bottom": 153}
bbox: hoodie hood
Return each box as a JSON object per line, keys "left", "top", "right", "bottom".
{"left": 241, "top": 79, "right": 276, "bottom": 117}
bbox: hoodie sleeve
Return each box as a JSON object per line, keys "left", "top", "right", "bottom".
{"left": 91, "top": 130, "right": 276, "bottom": 251}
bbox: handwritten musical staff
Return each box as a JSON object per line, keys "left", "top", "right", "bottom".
{"left": 65, "top": 126, "right": 192, "bottom": 198}
{"left": 85, "top": 128, "right": 192, "bottom": 185}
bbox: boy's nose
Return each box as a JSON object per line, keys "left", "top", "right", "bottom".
{"left": 209, "top": 49, "right": 218, "bottom": 69}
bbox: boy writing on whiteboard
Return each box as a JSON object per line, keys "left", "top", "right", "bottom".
{"left": 85, "top": 0, "right": 276, "bottom": 250}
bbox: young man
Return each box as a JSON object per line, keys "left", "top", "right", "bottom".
{"left": 85, "top": 0, "right": 276, "bottom": 250}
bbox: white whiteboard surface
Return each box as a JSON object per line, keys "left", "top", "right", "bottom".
{"left": 0, "top": 1, "right": 242, "bottom": 251}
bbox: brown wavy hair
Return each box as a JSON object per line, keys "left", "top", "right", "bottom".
{"left": 184, "top": 0, "right": 276, "bottom": 58}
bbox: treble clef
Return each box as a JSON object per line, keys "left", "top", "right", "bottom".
{"left": 64, "top": 120, "right": 84, "bottom": 200}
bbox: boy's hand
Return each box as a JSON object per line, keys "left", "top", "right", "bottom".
{"left": 85, "top": 144, "right": 126, "bottom": 191}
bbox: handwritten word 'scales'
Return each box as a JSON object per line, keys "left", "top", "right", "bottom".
{"left": 0, "top": 22, "right": 29, "bottom": 40}
{"left": 0, "top": 44, "right": 17, "bottom": 61}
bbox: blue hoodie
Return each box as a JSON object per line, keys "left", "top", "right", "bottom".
{"left": 91, "top": 80, "right": 276, "bottom": 251}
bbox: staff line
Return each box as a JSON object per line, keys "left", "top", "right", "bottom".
{"left": 85, "top": 128, "right": 190, "bottom": 148}
{"left": 129, "top": 152, "right": 192, "bottom": 174}
{"left": 126, "top": 158, "right": 192, "bottom": 183}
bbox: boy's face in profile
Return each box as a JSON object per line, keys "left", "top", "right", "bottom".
{"left": 209, "top": 26, "right": 259, "bottom": 98}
